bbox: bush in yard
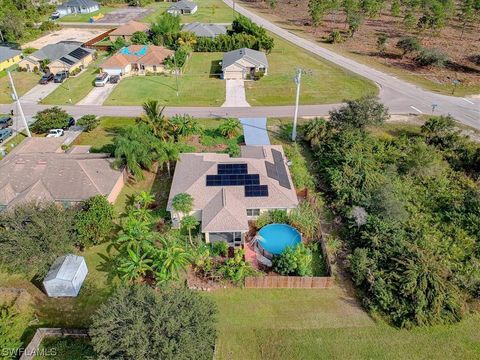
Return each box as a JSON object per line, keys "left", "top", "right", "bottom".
{"left": 31, "top": 106, "right": 71, "bottom": 133}
{"left": 0, "top": 301, "right": 33, "bottom": 359}
{"left": 0, "top": 203, "right": 77, "bottom": 278}
{"left": 415, "top": 48, "right": 449, "bottom": 67}
{"left": 255, "top": 209, "right": 288, "bottom": 228}
{"left": 272, "top": 243, "right": 313, "bottom": 276}
{"left": 289, "top": 200, "right": 322, "bottom": 240}
{"left": 209, "top": 241, "right": 228, "bottom": 257}
{"left": 217, "top": 248, "right": 256, "bottom": 284}
{"left": 90, "top": 285, "right": 217, "bottom": 360}
{"left": 131, "top": 31, "right": 149, "bottom": 45}
{"left": 76, "top": 115, "right": 99, "bottom": 132}
{"left": 326, "top": 30, "right": 343, "bottom": 44}
{"left": 226, "top": 142, "right": 240, "bottom": 157}
{"left": 396, "top": 37, "right": 421, "bottom": 56}
{"left": 74, "top": 195, "right": 114, "bottom": 247}
{"left": 218, "top": 118, "right": 241, "bottom": 139}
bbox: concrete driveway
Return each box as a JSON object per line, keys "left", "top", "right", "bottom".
{"left": 77, "top": 83, "right": 117, "bottom": 105}
{"left": 240, "top": 118, "right": 270, "bottom": 145}
{"left": 222, "top": 79, "right": 250, "bottom": 107}
{"left": 20, "top": 82, "right": 60, "bottom": 104}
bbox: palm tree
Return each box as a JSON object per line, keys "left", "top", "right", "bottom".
{"left": 138, "top": 100, "right": 172, "bottom": 141}
{"left": 181, "top": 215, "right": 199, "bottom": 246}
{"left": 171, "top": 114, "right": 202, "bottom": 140}
{"left": 153, "top": 240, "right": 191, "bottom": 283}
{"left": 171, "top": 192, "right": 194, "bottom": 215}
{"left": 117, "top": 248, "right": 153, "bottom": 282}
{"left": 218, "top": 118, "right": 241, "bottom": 139}
{"left": 116, "top": 215, "right": 154, "bottom": 252}
{"left": 162, "top": 141, "right": 180, "bottom": 177}
{"left": 176, "top": 31, "right": 197, "bottom": 49}
{"left": 135, "top": 191, "right": 155, "bottom": 209}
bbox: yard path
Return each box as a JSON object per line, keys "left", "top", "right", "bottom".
{"left": 223, "top": 0, "right": 480, "bottom": 128}
{"left": 222, "top": 79, "right": 250, "bottom": 107}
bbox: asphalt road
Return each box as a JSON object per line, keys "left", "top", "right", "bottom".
{"left": 224, "top": 0, "right": 479, "bottom": 128}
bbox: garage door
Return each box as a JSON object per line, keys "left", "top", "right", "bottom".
{"left": 223, "top": 71, "right": 244, "bottom": 80}
{"left": 104, "top": 68, "right": 122, "bottom": 76}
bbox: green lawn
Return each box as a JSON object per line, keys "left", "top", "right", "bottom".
{"left": 0, "top": 71, "right": 40, "bottom": 103}
{"left": 143, "top": 0, "right": 234, "bottom": 24}
{"left": 41, "top": 55, "right": 107, "bottom": 105}
{"left": 104, "top": 52, "right": 225, "bottom": 106}
{"left": 208, "top": 288, "right": 480, "bottom": 360}
{"left": 245, "top": 34, "right": 378, "bottom": 105}
{"left": 58, "top": 6, "right": 117, "bottom": 23}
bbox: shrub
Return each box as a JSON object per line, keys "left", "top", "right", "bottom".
{"left": 415, "top": 48, "right": 449, "bottom": 67}
{"left": 396, "top": 37, "right": 421, "bottom": 56}
{"left": 226, "top": 142, "right": 240, "bottom": 157}
{"left": 209, "top": 241, "right": 228, "bottom": 257}
{"left": 131, "top": 31, "right": 149, "bottom": 45}
{"left": 69, "top": 67, "right": 81, "bottom": 76}
{"left": 272, "top": 243, "right": 313, "bottom": 276}
{"left": 289, "top": 200, "right": 322, "bottom": 240}
{"left": 217, "top": 248, "right": 257, "bottom": 284}
{"left": 31, "top": 106, "right": 71, "bottom": 133}
{"left": 284, "top": 144, "right": 316, "bottom": 190}
{"left": 39, "top": 20, "right": 59, "bottom": 32}
{"left": 74, "top": 195, "right": 114, "bottom": 247}
{"left": 90, "top": 285, "right": 217, "bottom": 360}
{"left": 326, "top": 30, "right": 343, "bottom": 44}
{"left": 76, "top": 115, "right": 99, "bottom": 132}
{"left": 255, "top": 209, "right": 288, "bottom": 228}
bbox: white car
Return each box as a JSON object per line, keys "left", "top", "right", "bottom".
{"left": 94, "top": 72, "right": 110, "bottom": 87}
{"left": 46, "top": 129, "right": 64, "bottom": 138}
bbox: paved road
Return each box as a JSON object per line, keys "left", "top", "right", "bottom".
{"left": 223, "top": 0, "right": 479, "bottom": 128}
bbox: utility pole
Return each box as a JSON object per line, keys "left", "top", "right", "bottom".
{"left": 232, "top": 0, "right": 236, "bottom": 20}
{"left": 173, "top": 52, "right": 179, "bottom": 97}
{"left": 7, "top": 71, "right": 31, "bottom": 138}
{"left": 292, "top": 68, "right": 302, "bottom": 141}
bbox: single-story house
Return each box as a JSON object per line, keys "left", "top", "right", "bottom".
{"left": 167, "top": 145, "right": 298, "bottom": 247}
{"left": 167, "top": 0, "right": 198, "bottom": 15}
{"left": 56, "top": 0, "right": 100, "bottom": 17}
{"left": 0, "top": 137, "right": 125, "bottom": 212}
{"left": 109, "top": 20, "right": 150, "bottom": 42}
{"left": 101, "top": 45, "right": 174, "bottom": 76}
{"left": 0, "top": 46, "right": 22, "bottom": 72}
{"left": 182, "top": 22, "right": 227, "bottom": 38}
{"left": 18, "top": 41, "right": 95, "bottom": 74}
{"left": 43, "top": 254, "right": 88, "bottom": 297}
{"left": 222, "top": 48, "right": 268, "bottom": 80}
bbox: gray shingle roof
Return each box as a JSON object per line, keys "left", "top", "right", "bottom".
{"left": 58, "top": 0, "right": 99, "bottom": 8}
{"left": 27, "top": 42, "right": 94, "bottom": 66}
{"left": 169, "top": 0, "right": 197, "bottom": 11}
{"left": 0, "top": 46, "right": 21, "bottom": 63}
{"left": 182, "top": 23, "right": 227, "bottom": 38}
{"left": 222, "top": 48, "right": 268, "bottom": 70}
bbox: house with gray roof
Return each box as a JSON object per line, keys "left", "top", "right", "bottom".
{"left": 182, "top": 22, "right": 227, "bottom": 38}
{"left": 0, "top": 137, "right": 125, "bottom": 212}
{"left": 222, "top": 48, "right": 268, "bottom": 80}
{"left": 56, "top": 0, "right": 100, "bottom": 17}
{"left": 18, "top": 41, "right": 95, "bottom": 74}
{"left": 0, "top": 46, "right": 22, "bottom": 72}
{"left": 167, "top": 0, "right": 198, "bottom": 15}
{"left": 167, "top": 145, "right": 298, "bottom": 247}
{"left": 43, "top": 254, "right": 88, "bottom": 297}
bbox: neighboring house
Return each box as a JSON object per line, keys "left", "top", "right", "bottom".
{"left": 101, "top": 45, "right": 174, "bottom": 76}
{"left": 43, "top": 254, "right": 88, "bottom": 297}
{"left": 18, "top": 41, "right": 95, "bottom": 74}
{"left": 222, "top": 47, "right": 268, "bottom": 80}
{"left": 109, "top": 20, "right": 150, "bottom": 42}
{"left": 182, "top": 22, "right": 227, "bottom": 38}
{"left": 167, "top": 145, "right": 298, "bottom": 247}
{"left": 0, "top": 137, "right": 125, "bottom": 212}
{"left": 0, "top": 46, "right": 22, "bottom": 72}
{"left": 167, "top": 0, "right": 198, "bottom": 15}
{"left": 56, "top": 0, "right": 100, "bottom": 17}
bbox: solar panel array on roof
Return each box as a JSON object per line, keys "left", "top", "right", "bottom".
{"left": 218, "top": 163, "right": 247, "bottom": 174}
{"left": 59, "top": 56, "right": 75, "bottom": 65}
{"left": 266, "top": 149, "right": 291, "bottom": 189}
{"left": 245, "top": 185, "right": 269, "bottom": 197}
{"left": 68, "top": 47, "right": 90, "bottom": 60}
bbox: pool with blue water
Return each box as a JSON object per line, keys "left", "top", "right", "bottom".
{"left": 257, "top": 224, "right": 301, "bottom": 256}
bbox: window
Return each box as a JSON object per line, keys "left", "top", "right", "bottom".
{"left": 246, "top": 209, "right": 260, "bottom": 217}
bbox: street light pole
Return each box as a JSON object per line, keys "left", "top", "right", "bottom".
{"left": 292, "top": 68, "right": 302, "bottom": 141}
{"left": 7, "top": 71, "right": 31, "bottom": 138}
{"left": 173, "top": 52, "right": 179, "bottom": 97}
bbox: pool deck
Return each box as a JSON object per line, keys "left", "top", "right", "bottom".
{"left": 244, "top": 242, "right": 259, "bottom": 270}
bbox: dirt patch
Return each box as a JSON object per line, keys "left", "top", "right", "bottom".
{"left": 22, "top": 28, "right": 106, "bottom": 49}
{"left": 96, "top": 7, "right": 153, "bottom": 24}
{"left": 240, "top": 0, "right": 480, "bottom": 88}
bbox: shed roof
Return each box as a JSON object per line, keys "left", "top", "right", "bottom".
{"left": 222, "top": 48, "right": 268, "bottom": 70}
{"left": 182, "top": 22, "right": 227, "bottom": 38}
{"left": 44, "top": 254, "right": 85, "bottom": 282}
{"left": 0, "top": 46, "right": 21, "bottom": 63}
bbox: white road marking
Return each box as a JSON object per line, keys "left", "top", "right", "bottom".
{"left": 410, "top": 106, "right": 423, "bottom": 114}
{"left": 462, "top": 98, "right": 474, "bottom": 105}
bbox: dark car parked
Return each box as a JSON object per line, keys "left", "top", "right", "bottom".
{"left": 39, "top": 73, "right": 54, "bottom": 85}
{"left": 54, "top": 71, "right": 69, "bottom": 83}
{"left": 67, "top": 117, "right": 75, "bottom": 128}
{"left": 0, "top": 117, "right": 13, "bottom": 130}
{"left": 0, "top": 128, "right": 13, "bottom": 143}
{"left": 109, "top": 75, "right": 120, "bottom": 84}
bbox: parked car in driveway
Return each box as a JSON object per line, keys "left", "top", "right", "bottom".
{"left": 54, "top": 71, "right": 69, "bottom": 83}
{"left": 109, "top": 75, "right": 120, "bottom": 84}
{"left": 39, "top": 73, "right": 54, "bottom": 85}
{"left": 46, "top": 129, "right": 64, "bottom": 138}
{"left": 0, "top": 128, "right": 13, "bottom": 143}
{"left": 0, "top": 117, "right": 13, "bottom": 129}
{"left": 67, "top": 117, "right": 75, "bottom": 128}
{"left": 94, "top": 72, "right": 110, "bottom": 87}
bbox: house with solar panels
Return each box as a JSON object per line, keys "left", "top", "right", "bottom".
{"left": 167, "top": 145, "right": 298, "bottom": 247}
{"left": 18, "top": 41, "right": 95, "bottom": 75}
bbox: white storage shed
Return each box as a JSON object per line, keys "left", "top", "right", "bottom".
{"left": 43, "top": 254, "right": 88, "bottom": 297}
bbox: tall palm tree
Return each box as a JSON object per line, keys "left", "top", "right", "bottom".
{"left": 181, "top": 215, "right": 199, "bottom": 246}
{"left": 138, "top": 100, "right": 172, "bottom": 141}
{"left": 162, "top": 141, "right": 180, "bottom": 177}
{"left": 218, "top": 118, "right": 241, "bottom": 139}
{"left": 171, "top": 193, "right": 194, "bottom": 215}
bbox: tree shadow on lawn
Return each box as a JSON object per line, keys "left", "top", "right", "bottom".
{"left": 209, "top": 60, "right": 223, "bottom": 79}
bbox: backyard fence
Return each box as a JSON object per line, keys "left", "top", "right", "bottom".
{"left": 245, "top": 275, "right": 333, "bottom": 289}
{"left": 83, "top": 29, "right": 115, "bottom": 50}
{"left": 19, "top": 328, "right": 89, "bottom": 360}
